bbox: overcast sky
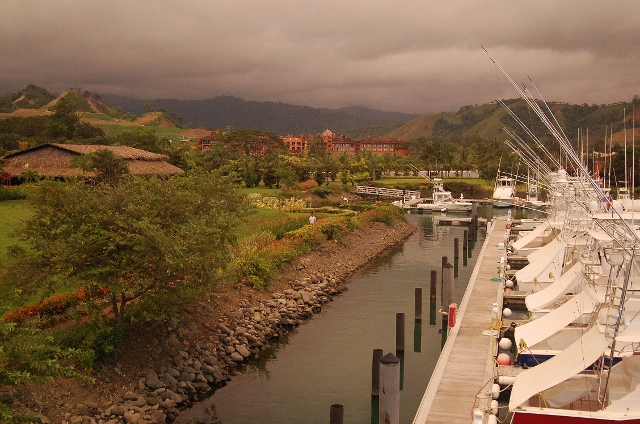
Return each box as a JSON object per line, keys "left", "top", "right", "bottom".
{"left": 1, "top": 1, "right": 638, "bottom": 114}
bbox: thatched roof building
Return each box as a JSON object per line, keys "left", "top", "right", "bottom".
{"left": 0, "top": 143, "right": 183, "bottom": 178}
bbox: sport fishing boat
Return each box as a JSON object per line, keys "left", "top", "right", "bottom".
{"left": 475, "top": 50, "right": 640, "bottom": 424}
{"left": 493, "top": 174, "right": 518, "bottom": 208}
{"left": 412, "top": 179, "right": 472, "bottom": 212}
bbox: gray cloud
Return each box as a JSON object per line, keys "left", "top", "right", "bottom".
{"left": 1, "top": 0, "right": 639, "bottom": 114}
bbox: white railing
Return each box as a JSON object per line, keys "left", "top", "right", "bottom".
{"left": 354, "top": 186, "right": 421, "bottom": 198}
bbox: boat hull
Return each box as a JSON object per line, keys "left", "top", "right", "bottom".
{"left": 526, "top": 200, "right": 549, "bottom": 210}
{"left": 493, "top": 197, "right": 518, "bottom": 208}
{"left": 411, "top": 203, "right": 472, "bottom": 212}
{"left": 513, "top": 410, "right": 640, "bottom": 423}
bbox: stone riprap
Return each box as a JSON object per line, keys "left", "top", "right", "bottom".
{"left": 63, "top": 276, "right": 344, "bottom": 424}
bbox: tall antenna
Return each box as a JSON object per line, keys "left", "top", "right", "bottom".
{"left": 610, "top": 125, "right": 613, "bottom": 190}
{"left": 603, "top": 125, "right": 607, "bottom": 187}
{"left": 625, "top": 108, "right": 628, "bottom": 191}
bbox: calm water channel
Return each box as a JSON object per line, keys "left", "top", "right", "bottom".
{"left": 177, "top": 212, "right": 493, "bottom": 424}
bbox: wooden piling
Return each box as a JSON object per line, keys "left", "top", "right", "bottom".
{"left": 396, "top": 313, "right": 405, "bottom": 352}
{"left": 430, "top": 270, "right": 437, "bottom": 301}
{"left": 430, "top": 269, "right": 437, "bottom": 326}
{"left": 379, "top": 353, "right": 400, "bottom": 424}
{"left": 463, "top": 230, "right": 468, "bottom": 250}
{"left": 415, "top": 288, "right": 422, "bottom": 322}
{"left": 414, "top": 321, "right": 422, "bottom": 353}
{"left": 440, "top": 256, "right": 447, "bottom": 305}
{"left": 330, "top": 404, "right": 344, "bottom": 424}
{"left": 471, "top": 202, "right": 477, "bottom": 224}
{"left": 372, "top": 349, "right": 383, "bottom": 396}
{"left": 487, "top": 204, "right": 493, "bottom": 223}
{"left": 442, "top": 263, "right": 454, "bottom": 310}
{"left": 454, "top": 237, "right": 459, "bottom": 259}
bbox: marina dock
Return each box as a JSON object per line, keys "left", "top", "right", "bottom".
{"left": 413, "top": 218, "right": 508, "bottom": 424}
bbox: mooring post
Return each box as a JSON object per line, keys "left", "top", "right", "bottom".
{"left": 441, "top": 263, "right": 454, "bottom": 347}
{"left": 396, "top": 313, "right": 405, "bottom": 352}
{"left": 414, "top": 320, "right": 422, "bottom": 353}
{"left": 430, "top": 269, "right": 437, "bottom": 326}
{"left": 330, "top": 404, "right": 344, "bottom": 424}
{"left": 487, "top": 204, "right": 493, "bottom": 223}
{"left": 415, "top": 288, "right": 422, "bottom": 322}
{"left": 430, "top": 270, "right": 437, "bottom": 301}
{"left": 372, "top": 349, "right": 383, "bottom": 396}
{"left": 463, "top": 229, "right": 468, "bottom": 250}
{"left": 379, "top": 353, "right": 400, "bottom": 424}
{"left": 440, "top": 256, "right": 447, "bottom": 305}
{"left": 454, "top": 237, "right": 459, "bottom": 259}
{"left": 443, "top": 263, "right": 454, "bottom": 310}
{"left": 472, "top": 202, "right": 478, "bottom": 227}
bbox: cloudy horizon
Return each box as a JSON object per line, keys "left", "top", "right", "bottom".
{"left": 1, "top": 1, "right": 639, "bottom": 115}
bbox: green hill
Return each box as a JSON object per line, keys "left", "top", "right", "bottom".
{"left": 388, "top": 98, "right": 639, "bottom": 144}
{"left": 0, "top": 84, "right": 57, "bottom": 112}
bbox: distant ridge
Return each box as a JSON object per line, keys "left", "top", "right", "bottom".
{"left": 2, "top": 85, "right": 638, "bottom": 142}
{"left": 388, "top": 98, "right": 640, "bottom": 143}
{"left": 100, "top": 95, "right": 419, "bottom": 138}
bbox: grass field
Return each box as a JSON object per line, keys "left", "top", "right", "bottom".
{"left": 0, "top": 200, "right": 31, "bottom": 263}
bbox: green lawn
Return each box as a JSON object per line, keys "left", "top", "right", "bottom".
{"left": 0, "top": 200, "right": 31, "bottom": 263}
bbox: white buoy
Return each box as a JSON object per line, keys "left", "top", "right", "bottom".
{"left": 505, "top": 279, "right": 514, "bottom": 288}
{"left": 473, "top": 409, "right": 483, "bottom": 424}
{"left": 492, "top": 383, "right": 501, "bottom": 399}
{"left": 502, "top": 308, "right": 512, "bottom": 318}
{"left": 498, "top": 375, "right": 516, "bottom": 386}
{"left": 499, "top": 337, "right": 512, "bottom": 350}
{"left": 491, "top": 399, "right": 499, "bottom": 415}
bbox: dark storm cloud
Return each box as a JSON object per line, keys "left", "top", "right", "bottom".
{"left": 1, "top": 0, "right": 638, "bottom": 114}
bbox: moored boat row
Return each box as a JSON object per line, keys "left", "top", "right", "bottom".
{"left": 474, "top": 52, "right": 640, "bottom": 424}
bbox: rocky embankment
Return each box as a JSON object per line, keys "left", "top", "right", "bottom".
{"left": 22, "top": 220, "right": 417, "bottom": 424}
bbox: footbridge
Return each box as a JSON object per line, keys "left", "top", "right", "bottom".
{"left": 354, "top": 185, "right": 421, "bottom": 199}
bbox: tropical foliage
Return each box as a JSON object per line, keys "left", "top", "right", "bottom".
{"left": 6, "top": 171, "right": 247, "bottom": 324}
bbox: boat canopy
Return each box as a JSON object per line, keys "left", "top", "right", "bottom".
{"left": 515, "top": 239, "right": 566, "bottom": 286}
{"left": 525, "top": 237, "right": 561, "bottom": 265}
{"left": 587, "top": 229, "right": 614, "bottom": 242}
{"left": 511, "top": 222, "right": 550, "bottom": 252}
{"left": 515, "top": 290, "right": 598, "bottom": 349}
{"left": 615, "top": 301, "right": 640, "bottom": 343}
{"left": 509, "top": 325, "right": 609, "bottom": 410}
{"left": 525, "top": 261, "right": 582, "bottom": 311}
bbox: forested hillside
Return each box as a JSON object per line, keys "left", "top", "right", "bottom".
{"left": 389, "top": 97, "right": 640, "bottom": 144}
{"left": 100, "top": 94, "right": 418, "bottom": 138}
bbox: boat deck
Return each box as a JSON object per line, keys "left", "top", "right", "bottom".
{"left": 413, "top": 219, "right": 509, "bottom": 424}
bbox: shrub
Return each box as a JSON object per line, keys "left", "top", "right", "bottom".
{"left": 248, "top": 194, "right": 308, "bottom": 211}
{"left": 234, "top": 254, "right": 277, "bottom": 289}
{"left": 293, "top": 179, "right": 318, "bottom": 191}
{"left": 3, "top": 285, "right": 110, "bottom": 324}
{"left": 237, "top": 231, "right": 277, "bottom": 254}
{"left": 308, "top": 186, "right": 336, "bottom": 198}
{"left": 0, "top": 186, "right": 28, "bottom": 201}
{"left": 262, "top": 216, "right": 308, "bottom": 239}
{"left": 53, "top": 318, "right": 124, "bottom": 369}
{"left": 352, "top": 204, "right": 406, "bottom": 227}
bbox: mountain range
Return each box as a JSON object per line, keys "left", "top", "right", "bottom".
{"left": 99, "top": 94, "right": 419, "bottom": 138}
{"left": 1, "top": 85, "right": 638, "bottom": 143}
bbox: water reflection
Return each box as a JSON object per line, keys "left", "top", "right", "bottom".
{"left": 176, "top": 213, "right": 487, "bottom": 424}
